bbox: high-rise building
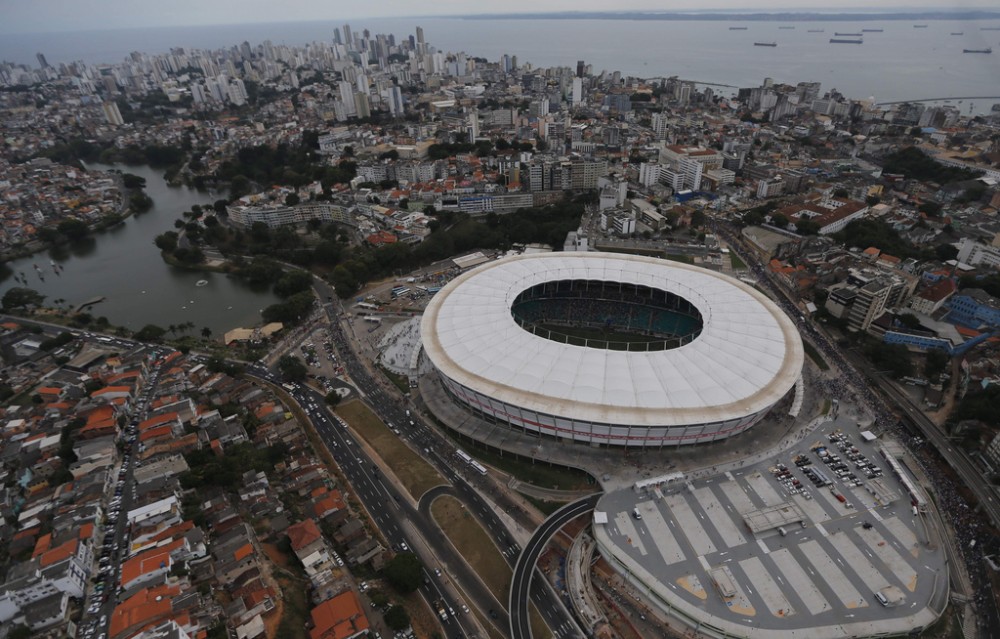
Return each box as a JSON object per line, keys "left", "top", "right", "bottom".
{"left": 571, "top": 77, "right": 582, "bottom": 106}
{"left": 651, "top": 112, "right": 670, "bottom": 141}
{"left": 343, "top": 24, "right": 353, "bottom": 50}
{"left": 415, "top": 26, "right": 424, "bottom": 51}
{"left": 333, "top": 27, "right": 342, "bottom": 45}
{"left": 576, "top": 60, "right": 585, "bottom": 78}
{"left": 102, "top": 101, "right": 124, "bottom": 126}
{"left": 387, "top": 86, "right": 404, "bottom": 116}
{"left": 467, "top": 110, "right": 479, "bottom": 142}
{"left": 36, "top": 53, "right": 49, "bottom": 69}
{"left": 354, "top": 92, "right": 371, "bottom": 118}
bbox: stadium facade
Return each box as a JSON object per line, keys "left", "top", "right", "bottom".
{"left": 420, "top": 252, "right": 803, "bottom": 447}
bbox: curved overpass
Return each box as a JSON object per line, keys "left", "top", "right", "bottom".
{"left": 509, "top": 493, "right": 601, "bottom": 639}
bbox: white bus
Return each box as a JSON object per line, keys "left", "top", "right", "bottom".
{"left": 470, "top": 461, "right": 487, "bottom": 476}
{"left": 456, "top": 450, "right": 472, "bottom": 464}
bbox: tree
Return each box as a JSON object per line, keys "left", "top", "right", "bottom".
{"left": 277, "top": 355, "right": 307, "bottom": 382}
{"left": 201, "top": 327, "right": 213, "bottom": 339}
{"left": 384, "top": 605, "right": 410, "bottom": 631}
{"left": 2, "top": 287, "right": 46, "bottom": 310}
{"left": 154, "top": 231, "right": 179, "bottom": 252}
{"left": 285, "top": 193, "right": 300, "bottom": 206}
{"left": 383, "top": 552, "right": 423, "bottom": 593}
{"left": 57, "top": 218, "right": 89, "bottom": 240}
{"left": 935, "top": 243, "right": 958, "bottom": 262}
{"left": 896, "top": 313, "right": 922, "bottom": 330}
{"left": 325, "top": 391, "right": 342, "bottom": 407}
{"left": 134, "top": 324, "right": 167, "bottom": 342}
{"left": 121, "top": 173, "right": 147, "bottom": 189}
{"left": 8, "top": 625, "right": 31, "bottom": 639}
{"left": 274, "top": 270, "right": 313, "bottom": 298}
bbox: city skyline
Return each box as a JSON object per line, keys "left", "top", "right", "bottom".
{"left": 3, "top": 0, "right": 999, "bottom": 34}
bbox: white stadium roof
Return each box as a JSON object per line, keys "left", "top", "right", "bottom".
{"left": 421, "top": 252, "right": 803, "bottom": 428}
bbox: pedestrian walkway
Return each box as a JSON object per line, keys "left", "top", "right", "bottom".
{"left": 418, "top": 366, "right": 841, "bottom": 491}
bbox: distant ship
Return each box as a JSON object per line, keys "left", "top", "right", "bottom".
{"left": 830, "top": 38, "right": 863, "bottom": 44}
{"left": 913, "top": 24, "right": 928, "bottom": 28}
{"left": 862, "top": 28, "right": 884, "bottom": 33}
{"left": 951, "top": 32, "right": 964, "bottom": 35}
{"left": 963, "top": 48, "right": 993, "bottom": 53}
{"left": 779, "top": 26, "right": 795, "bottom": 30}
{"left": 729, "top": 26, "right": 748, "bottom": 30}
{"left": 835, "top": 32, "right": 863, "bottom": 36}
{"left": 754, "top": 42, "right": 778, "bottom": 47}
{"left": 807, "top": 29, "right": 825, "bottom": 33}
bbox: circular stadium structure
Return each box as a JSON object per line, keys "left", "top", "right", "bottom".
{"left": 420, "top": 252, "right": 804, "bottom": 447}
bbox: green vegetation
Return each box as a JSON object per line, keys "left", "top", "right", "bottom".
{"left": 180, "top": 442, "right": 288, "bottom": 489}
{"left": 278, "top": 355, "right": 308, "bottom": 382}
{"left": 881, "top": 146, "right": 981, "bottom": 184}
{"left": 328, "top": 196, "right": 590, "bottom": 298}
{"left": 664, "top": 253, "right": 695, "bottom": 264}
{"left": 430, "top": 496, "right": 511, "bottom": 601}
{"left": 336, "top": 401, "right": 445, "bottom": 498}
{"left": 2, "top": 287, "right": 45, "bottom": 311}
{"left": 959, "top": 273, "right": 1000, "bottom": 298}
{"left": 863, "top": 340, "right": 914, "bottom": 379}
{"left": 133, "top": 324, "right": 167, "bottom": 342}
{"left": 324, "top": 390, "right": 342, "bottom": 407}
{"left": 384, "top": 605, "right": 411, "bottom": 631}
{"left": 39, "top": 331, "right": 76, "bottom": 351}
{"left": 262, "top": 290, "right": 316, "bottom": 324}
{"left": 213, "top": 137, "right": 357, "bottom": 197}
{"left": 383, "top": 553, "right": 424, "bottom": 593}
{"left": 729, "top": 252, "right": 747, "bottom": 270}
{"left": 951, "top": 384, "right": 1000, "bottom": 425}
{"left": 833, "top": 218, "right": 926, "bottom": 260}
{"left": 454, "top": 442, "right": 594, "bottom": 490}
{"left": 520, "top": 493, "right": 564, "bottom": 516}
{"left": 925, "top": 350, "right": 950, "bottom": 381}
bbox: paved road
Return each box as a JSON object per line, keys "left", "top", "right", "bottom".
{"left": 510, "top": 494, "right": 601, "bottom": 639}
{"left": 245, "top": 365, "right": 483, "bottom": 637}
{"left": 311, "top": 279, "right": 580, "bottom": 636}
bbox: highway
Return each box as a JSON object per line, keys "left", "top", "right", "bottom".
{"left": 510, "top": 494, "right": 601, "bottom": 639}
{"left": 306, "top": 281, "right": 580, "bottom": 636}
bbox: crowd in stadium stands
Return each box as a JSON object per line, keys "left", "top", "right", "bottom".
{"left": 512, "top": 296, "right": 702, "bottom": 350}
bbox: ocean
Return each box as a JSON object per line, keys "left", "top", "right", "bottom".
{"left": 3, "top": 17, "right": 1000, "bottom": 112}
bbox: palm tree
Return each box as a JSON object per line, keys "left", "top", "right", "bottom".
{"left": 201, "top": 326, "right": 212, "bottom": 339}
{"left": 167, "top": 324, "right": 177, "bottom": 335}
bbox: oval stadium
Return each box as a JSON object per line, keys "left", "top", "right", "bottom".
{"left": 420, "top": 252, "right": 804, "bottom": 447}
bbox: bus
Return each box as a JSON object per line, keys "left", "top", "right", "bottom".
{"left": 456, "top": 450, "right": 472, "bottom": 464}
{"left": 356, "top": 301, "right": 380, "bottom": 311}
{"left": 470, "top": 461, "right": 487, "bottom": 476}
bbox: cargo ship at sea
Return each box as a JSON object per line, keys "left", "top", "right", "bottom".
{"left": 963, "top": 48, "right": 992, "bottom": 54}
{"left": 830, "top": 38, "right": 863, "bottom": 44}
{"left": 754, "top": 42, "right": 777, "bottom": 47}
{"left": 862, "top": 29, "right": 884, "bottom": 33}
{"left": 729, "top": 26, "right": 748, "bottom": 30}
{"left": 807, "top": 29, "right": 825, "bottom": 33}
{"left": 951, "top": 32, "right": 964, "bottom": 35}
{"left": 834, "top": 32, "right": 863, "bottom": 36}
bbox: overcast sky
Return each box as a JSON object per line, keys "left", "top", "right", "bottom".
{"left": 2, "top": 0, "right": 995, "bottom": 34}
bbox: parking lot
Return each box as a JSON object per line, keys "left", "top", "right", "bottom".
{"left": 593, "top": 421, "right": 947, "bottom": 638}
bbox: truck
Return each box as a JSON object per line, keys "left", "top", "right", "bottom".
{"left": 435, "top": 600, "right": 449, "bottom": 622}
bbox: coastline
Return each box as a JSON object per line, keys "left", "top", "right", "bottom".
{"left": 0, "top": 169, "right": 147, "bottom": 265}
